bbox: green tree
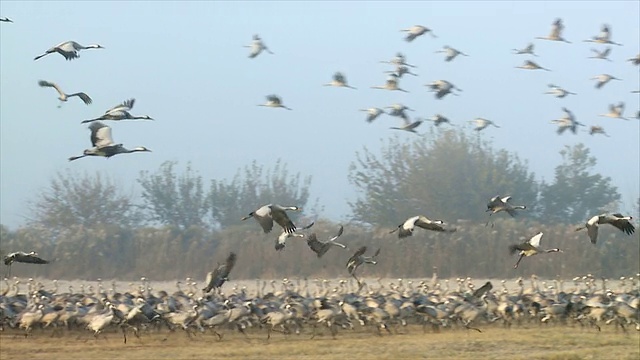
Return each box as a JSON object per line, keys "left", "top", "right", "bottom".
{"left": 348, "top": 129, "right": 538, "bottom": 226}
{"left": 28, "top": 170, "right": 137, "bottom": 235}
{"left": 539, "top": 143, "right": 621, "bottom": 224}
{"left": 208, "top": 159, "right": 312, "bottom": 227}
{"left": 138, "top": 161, "right": 209, "bottom": 230}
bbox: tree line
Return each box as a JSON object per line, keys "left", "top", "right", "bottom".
{"left": 1, "top": 128, "right": 637, "bottom": 280}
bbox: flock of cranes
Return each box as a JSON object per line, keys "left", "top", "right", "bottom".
{"left": 1, "top": 13, "right": 639, "bottom": 341}
{"left": 203, "top": 196, "right": 635, "bottom": 290}
{"left": 4, "top": 31, "right": 153, "bottom": 162}
{"left": 240, "top": 18, "right": 640, "bottom": 136}
{"left": 1, "top": 274, "right": 639, "bottom": 341}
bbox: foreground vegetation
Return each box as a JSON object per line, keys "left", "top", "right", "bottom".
{"left": 1, "top": 325, "right": 638, "bottom": 360}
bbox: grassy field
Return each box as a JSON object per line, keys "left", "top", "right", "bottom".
{"left": 1, "top": 325, "right": 638, "bottom": 360}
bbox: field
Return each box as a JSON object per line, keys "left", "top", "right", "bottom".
{"left": 1, "top": 325, "right": 638, "bottom": 360}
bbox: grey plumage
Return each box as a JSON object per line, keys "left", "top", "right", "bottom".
{"left": 401, "top": 25, "right": 437, "bottom": 42}
{"left": 68, "top": 122, "right": 151, "bottom": 161}
{"left": 509, "top": 232, "right": 562, "bottom": 269}
{"left": 258, "top": 95, "right": 292, "bottom": 110}
{"left": 34, "top": 41, "right": 104, "bottom": 61}
{"left": 4, "top": 251, "right": 49, "bottom": 266}
{"left": 390, "top": 215, "right": 456, "bottom": 238}
{"left": 4, "top": 251, "right": 49, "bottom": 277}
{"left": 38, "top": 80, "right": 92, "bottom": 105}
{"left": 346, "top": 246, "right": 380, "bottom": 277}
{"left": 576, "top": 213, "right": 635, "bottom": 244}
{"left": 82, "top": 98, "right": 153, "bottom": 124}
{"left": 306, "top": 225, "right": 347, "bottom": 258}
{"left": 203, "top": 252, "right": 237, "bottom": 293}
{"left": 241, "top": 204, "right": 301, "bottom": 234}
{"left": 275, "top": 221, "right": 315, "bottom": 251}
{"left": 487, "top": 195, "right": 527, "bottom": 217}
{"left": 390, "top": 119, "right": 423, "bottom": 134}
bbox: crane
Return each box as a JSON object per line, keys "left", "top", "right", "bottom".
{"left": 551, "top": 107, "right": 584, "bottom": 134}
{"left": 3, "top": 251, "right": 49, "bottom": 277}
{"left": 401, "top": 25, "right": 437, "bottom": 42}
{"left": 306, "top": 225, "right": 347, "bottom": 258}
{"left": 244, "top": 34, "right": 273, "bottom": 58}
{"left": 583, "top": 24, "right": 622, "bottom": 46}
{"left": 34, "top": 41, "right": 104, "bottom": 61}
{"left": 512, "top": 43, "right": 538, "bottom": 56}
{"left": 390, "top": 215, "right": 456, "bottom": 238}
{"left": 346, "top": 246, "right": 381, "bottom": 287}
{"left": 38, "top": 80, "right": 92, "bottom": 106}
{"left": 589, "top": 126, "right": 609, "bottom": 137}
{"left": 371, "top": 74, "right": 408, "bottom": 92}
{"left": 241, "top": 204, "right": 302, "bottom": 234}
{"left": 535, "top": 18, "right": 571, "bottom": 43}
{"left": 469, "top": 118, "right": 500, "bottom": 131}
{"left": 275, "top": 221, "right": 314, "bottom": 251}
{"left": 509, "top": 232, "right": 562, "bottom": 269}
{"left": 380, "top": 53, "right": 415, "bottom": 68}
{"left": 516, "top": 60, "right": 551, "bottom": 71}
{"left": 428, "top": 114, "right": 453, "bottom": 127}
{"left": 487, "top": 196, "right": 527, "bottom": 218}
{"left": 590, "top": 74, "right": 621, "bottom": 89}
{"left": 258, "top": 95, "right": 292, "bottom": 110}
{"left": 576, "top": 214, "right": 635, "bottom": 244}
{"left": 588, "top": 47, "right": 612, "bottom": 61}
{"left": 426, "top": 80, "right": 462, "bottom": 99}
{"left": 82, "top": 98, "right": 153, "bottom": 124}
{"left": 203, "top": 252, "right": 237, "bottom": 294}
{"left": 359, "top": 108, "right": 385, "bottom": 123}
{"left": 385, "top": 65, "right": 418, "bottom": 78}
{"left": 599, "top": 102, "right": 627, "bottom": 120}
{"left": 323, "top": 72, "right": 356, "bottom": 89}
{"left": 435, "top": 46, "right": 469, "bottom": 62}
{"left": 545, "top": 84, "right": 576, "bottom": 98}
{"left": 68, "top": 122, "right": 151, "bottom": 161}
{"left": 390, "top": 119, "right": 423, "bottom": 134}
{"left": 385, "top": 103, "right": 413, "bottom": 121}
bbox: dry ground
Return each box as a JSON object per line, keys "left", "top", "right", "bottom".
{"left": 0, "top": 325, "right": 638, "bottom": 360}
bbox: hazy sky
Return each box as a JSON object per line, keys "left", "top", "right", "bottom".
{"left": 1, "top": 1, "right": 638, "bottom": 229}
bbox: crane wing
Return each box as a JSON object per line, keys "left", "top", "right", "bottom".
{"left": 224, "top": 252, "right": 237, "bottom": 274}
{"left": 69, "top": 93, "right": 92, "bottom": 105}
{"left": 473, "top": 281, "right": 492, "bottom": 298}
{"left": 89, "top": 122, "right": 114, "bottom": 148}
{"left": 528, "top": 232, "right": 543, "bottom": 248}
{"left": 18, "top": 253, "right": 49, "bottom": 264}
{"left": 328, "top": 225, "right": 344, "bottom": 242}
{"left": 306, "top": 233, "right": 327, "bottom": 257}
{"left": 106, "top": 99, "right": 135, "bottom": 114}
{"left": 352, "top": 246, "right": 367, "bottom": 258}
{"left": 609, "top": 215, "right": 635, "bottom": 236}
{"left": 587, "top": 224, "right": 599, "bottom": 244}
{"left": 254, "top": 214, "right": 274, "bottom": 233}
{"left": 203, "top": 271, "right": 215, "bottom": 292}
{"left": 272, "top": 210, "right": 296, "bottom": 234}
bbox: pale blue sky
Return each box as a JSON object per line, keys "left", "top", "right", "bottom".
{"left": 1, "top": 1, "right": 638, "bottom": 229}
